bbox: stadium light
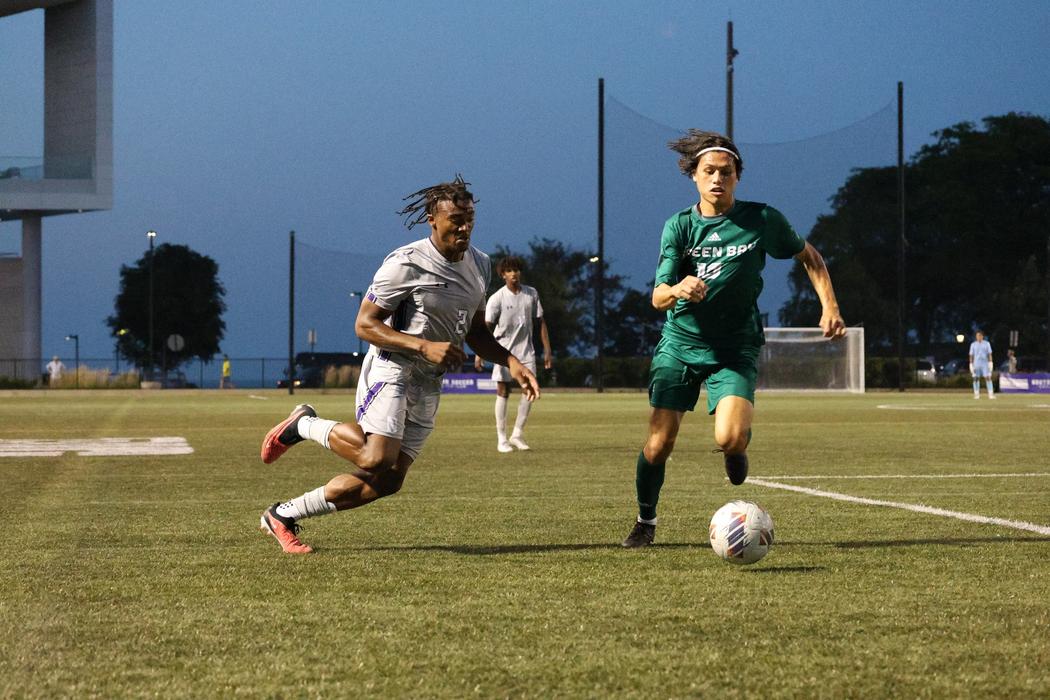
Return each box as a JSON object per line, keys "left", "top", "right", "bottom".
{"left": 146, "top": 230, "right": 157, "bottom": 380}
{"left": 589, "top": 256, "right": 600, "bottom": 263}
{"left": 956, "top": 333, "right": 965, "bottom": 343}
{"left": 64, "top": 334, "right": 79, "bottom": 390}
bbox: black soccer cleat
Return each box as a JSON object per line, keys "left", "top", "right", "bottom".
{"left": 724, "top": 452, "right": 749, "bottom": 485}
{"left": 621, "top": 521, "right": 656, "bottom": 548}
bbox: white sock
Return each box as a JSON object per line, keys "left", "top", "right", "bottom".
{"left": 511, "top": 396, "right": 531, "bottom": 438}
{"left": 495, "top": 395, "right": 508, "bottom": 441}
{"left": 987, "top": 380, "right": 994, "bottom": 397}
{"left": 638, "top": 516, "right": 657, "bottom": 525}
{"left": 275, "top": 486, "right": 337, "bottom": 521}
{"left": 298, "top": 416, "right": 339, "bottom": 449}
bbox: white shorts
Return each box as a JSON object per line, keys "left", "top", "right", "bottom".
{"left": 355, "top": 356, "right": 441, "bottom": 461}
{"left": 491, "top": 358, "right": 536, "bottom": 384}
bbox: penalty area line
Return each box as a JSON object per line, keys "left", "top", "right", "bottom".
{"left": 761, "top": 472, "right": 1050, "bottom": 480}
{"left": 748, "top": 478, "right": 1050, "bottom": 536}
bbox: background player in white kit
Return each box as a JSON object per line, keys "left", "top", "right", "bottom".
{"left": 475, "top": 256, "right": 552, "bottom": 452}
{"left": 257, "top": 176, "right": 541, "bottom": 554}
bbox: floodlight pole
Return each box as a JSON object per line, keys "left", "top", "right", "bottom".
{"left": 146, "top": 230, "right": 156, "bottom": 380}
{"left": 349, "top": 291, "right": 365, "bottom": 354}
{"left": 726, "top": 22, "right": 739, "bottom": 140}
{"left": 596, "top": 77, "right": 605, "bottom": 393}
{"left": 289, "top": 230, "right": 295, "bottom": 396}
{"left": 65, "top": 334, "right": 79, "bottom": 390}
{"left": 896, "top": 82, "right": 906, "bottom": 392}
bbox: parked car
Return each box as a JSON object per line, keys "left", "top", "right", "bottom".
{"left": 915, "top": 359, "right": 937, "bottom": 383}
{"left": 938, "top": 358, "right": 966, "bottom": 377}
{"left": 276, "top": 352, "right": 364, "bottom": 388}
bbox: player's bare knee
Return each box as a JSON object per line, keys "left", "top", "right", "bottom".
{"left": 645, "top": 435, "right": 676, "bottom": 462}
{"left": 373, "top": 468, "right": 406, "bottom": 497}
{"left": 716, "top": 428, "right": 748, "bottom": 454}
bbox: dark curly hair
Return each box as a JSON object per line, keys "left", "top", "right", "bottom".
{"left": 397, "top": 174, "right": 477, "bottom": 229}
{"left": 667, "top": 130, "right": 743, "bottom": 178}
{"left": 496, "top": 255, "right": 525, "bottom": 275}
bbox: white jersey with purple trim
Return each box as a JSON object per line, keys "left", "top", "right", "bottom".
{"left": 485, "top": 284, "right": 543, "bottom": 365}
{"left": 364, "top": 237, "right": 491, "bottom": 381}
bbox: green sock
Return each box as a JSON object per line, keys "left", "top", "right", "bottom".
{"left": 635, "top": 451, "right": 665, "bottom": 521}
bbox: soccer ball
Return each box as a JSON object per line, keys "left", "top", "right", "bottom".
{"left": 709, "top": 500, "right": 775, "bottom": 565}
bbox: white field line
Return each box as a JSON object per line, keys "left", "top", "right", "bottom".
{"left": 0, "top": 437, "right": 193, "bottom": 457}
{"left": 749, "top": 478, "right": 1050, "bottom": 536}
{"left": 876, "top": 403, "right": 1050, "bottom": 411}
{"left": 763, "top": 472, "right": 1050, "bottom": 480}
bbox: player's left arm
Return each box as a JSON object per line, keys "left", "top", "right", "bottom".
{"left": 466, "top": 310, "right": 540, "bottom": 400}
{"left": 538, "top": 317, "right": 552, "bottom": 369}
{"left": 794, "top": 242, "right": 846, "bottom": 339}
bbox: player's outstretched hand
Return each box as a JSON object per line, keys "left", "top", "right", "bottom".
{"left": 820, "top": 310, "right": 847, "bottom": 339}
{"left": 509, "top": 356, "right": 541, "bottom": 401}
{"left": 421, "top": 340, "right": 467, "bottom": 371}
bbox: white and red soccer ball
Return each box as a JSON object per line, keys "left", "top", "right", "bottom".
{"left": 709, "top": 500, "right": 775, "bottom": 565}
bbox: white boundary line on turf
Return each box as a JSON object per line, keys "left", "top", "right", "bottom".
{"left": 876, "top": 403, "right": 1050, "bottom": 411}
{"left": 762, "top": 472, "right": 1050, "bottom": 480}
{"left": 748, "top": 478, "right": 1050, "bottom": 536}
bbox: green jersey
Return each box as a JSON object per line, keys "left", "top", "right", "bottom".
{"left": 654, "top": 200, "right": 805, "bottom": 349}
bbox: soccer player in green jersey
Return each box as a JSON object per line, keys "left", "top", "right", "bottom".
{"left": 622, "top": 130, "right": 846, "bottom": 548}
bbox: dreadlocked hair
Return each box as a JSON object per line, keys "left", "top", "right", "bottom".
{"left": 667, "top": 130, "right": 743, "bottom": 178}
{"left": 397, "top": 174, "right": 477, "bottom": 229}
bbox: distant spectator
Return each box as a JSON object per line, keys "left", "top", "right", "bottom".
{"left": 221, "top": 354, "right": 233, "bottom": 389}
{"left": 969, "top": 330, "right": 995, "bottom": 399}
{"left": 1007, "top": 349, "right": 1017, "bottom": 374}
{"left": 46, "top": 356, "right": 65, "bottom": 387}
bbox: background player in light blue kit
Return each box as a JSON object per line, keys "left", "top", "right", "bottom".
{"left": 969, "top": 330, "right": 995, "bottom": 399}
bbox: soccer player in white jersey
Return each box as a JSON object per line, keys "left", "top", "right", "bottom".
{"left": 257, "top": 176, "right": 541, "bottom": 554}
{"left": 969, "top": 330, "right": 995, "bottom": 399}
{"left": 475, "top": 256, "right": 552, "bottom": 452}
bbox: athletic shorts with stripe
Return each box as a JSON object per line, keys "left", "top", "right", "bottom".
{"left": 355, "top": 352, "right": 441, "bottom": 461}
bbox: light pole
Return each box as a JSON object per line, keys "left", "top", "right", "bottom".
{"left": 349, "top": 290, "right": 366, "bottom": 355}
{"left": 146, "top": 230, "right": 157, "bottom": 380}
{"left": 64, "top": 334, "right": 79, "bottom": 390}
{"left": 115, "top": 328, "right": 128, "bottom": 374}
{"left": 589, "top": 256, "right": 604, "bottom": 392}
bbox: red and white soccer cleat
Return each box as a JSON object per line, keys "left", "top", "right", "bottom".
{"left": 260, "top": 403, "right": 316, "bottom": 464}
{"left": 259, "top": 505, "right": 313, "bottom": 554}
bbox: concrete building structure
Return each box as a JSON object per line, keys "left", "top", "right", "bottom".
{"left": 0, "top": 0, "right": 112, "bottom": 380}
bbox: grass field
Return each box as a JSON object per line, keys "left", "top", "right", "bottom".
{"left": 2, "top": 389, "right": 1048, "bottom": 697}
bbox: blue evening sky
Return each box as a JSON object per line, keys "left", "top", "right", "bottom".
{"left": 2, "top": 0, "right": 1048, "bottom": 359}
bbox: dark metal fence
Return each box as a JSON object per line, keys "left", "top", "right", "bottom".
{"left": 0, "top": 357, "right": 291, "bottom": 389}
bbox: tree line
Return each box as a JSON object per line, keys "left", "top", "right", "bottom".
{"left": 109, "top": 113, "right": 1049, "bottom": 370}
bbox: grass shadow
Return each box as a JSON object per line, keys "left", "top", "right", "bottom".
{"left": 745, "top": 565, "right": 824, "bottom": 574}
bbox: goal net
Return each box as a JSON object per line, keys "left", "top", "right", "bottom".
{"left": 758, "top": 327, "right": 864, "bottom": 392}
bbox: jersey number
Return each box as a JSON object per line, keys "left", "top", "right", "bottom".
{"left": 696, "top": 261, "right": 722, "bottom": 280}
{"left": 454, "top": 309, "right": 469, "bottom": 337}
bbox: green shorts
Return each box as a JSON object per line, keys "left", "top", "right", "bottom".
{"left": 648, "top": 337, "right": 759, "bottom": 414}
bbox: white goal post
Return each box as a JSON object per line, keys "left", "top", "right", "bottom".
{"left": 758, "top": 327, "right": 865, "bottom": 393}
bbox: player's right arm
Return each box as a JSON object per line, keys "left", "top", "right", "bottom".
{"left": 355, "top": 299, "right": 465, "bottom": 371}
{"left": 651, "top": 215, "right": 706, "bottom": 310}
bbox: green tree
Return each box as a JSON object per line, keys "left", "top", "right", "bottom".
{"left": 604, "top": 285, "right": 664, "bottom": 357}
{"left": 107, "top": 243, "right": 227, "bottom": 370}
{"left": 781, "top": 113, "right": 1050, "bottom": 357}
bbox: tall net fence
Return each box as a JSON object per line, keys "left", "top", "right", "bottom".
{"left": 293, "top": 240, "right": 382, "bottom": 357}
{"left": 604, "top": 94, "right": 897, "bottom": 321}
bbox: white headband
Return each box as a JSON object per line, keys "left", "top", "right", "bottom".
{"left": 695, "top": 146, "right": 740, "bottom": 161}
